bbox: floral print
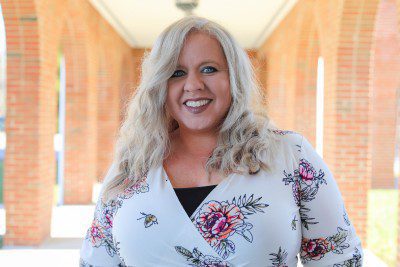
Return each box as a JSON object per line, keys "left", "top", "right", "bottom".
{"left": 269, "top": 129, "right": 296, "bottom": 136}
{"left": 85, "top": 199, "right": 122, "bottom": 257}
{"left": 192, "top": 194, "right": 269, "bottom": 259}
{"left": 175, "top": 246, "right": 233, "bottom": 267}
{"left": 283, "top": 158, "right": 327, "bottom": 229}
{"left": 269, "top": 246, "right": 288, "bottom": 267}
{"left": 283, "top": 158, "right": 326, "bottom": 206}
{"left": 119, "top": 177, "right": 149, "bottom": 199}
{"left": 84, "top": 178, "right": 149, "bottom": 258}
{"left": 301, "top": 227, "right": 350, "bottom": 263}
{"left": 80, "top": 132, "right": 363, "bottom": 266}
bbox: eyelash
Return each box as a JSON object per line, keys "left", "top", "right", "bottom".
{"left": 170, "top": 66, "right": 218, "bottom": 78}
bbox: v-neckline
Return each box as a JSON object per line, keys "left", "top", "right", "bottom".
{"left": 161, "top": 166, "right": 235, "bottom": 222}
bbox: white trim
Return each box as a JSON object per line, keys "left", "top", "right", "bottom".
{"left": 88, "top": 0, "right": 138, "bottom": 47}
{"left": 253, "top": 0, "right": 298, "bottom": 48}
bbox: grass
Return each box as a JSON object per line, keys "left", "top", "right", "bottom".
{"left": 368, "top": 189, "right": 398, "bottom": 267}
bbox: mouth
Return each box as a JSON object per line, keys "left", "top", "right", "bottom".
{"left": 183, "top": 99, "right": 213, "bottom": 114}
{"left": 183, "top": 99, "right": 212, "bottom": 108}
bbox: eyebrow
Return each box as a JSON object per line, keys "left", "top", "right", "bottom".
{"left": 176, "top": 60, "right": 222, "bottom": 68}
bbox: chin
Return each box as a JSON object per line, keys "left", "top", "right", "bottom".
{"left": 181, "top": 122, "right": 217, "bottom": 133}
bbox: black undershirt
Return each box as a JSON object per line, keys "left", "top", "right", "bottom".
{"left": 173, "top": 184, "right": 218, "bottom": 217}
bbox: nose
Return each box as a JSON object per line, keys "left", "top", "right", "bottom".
{"left": 183, "top": 72, "right": 204, "bottom": 92}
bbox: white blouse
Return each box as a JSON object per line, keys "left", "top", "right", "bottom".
{"left": 80, "top": 130, "right": 363, "bottom": 267}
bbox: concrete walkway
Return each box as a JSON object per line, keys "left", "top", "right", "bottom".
{"left": 0, "top": 205, "right": 390, "bottom": 267}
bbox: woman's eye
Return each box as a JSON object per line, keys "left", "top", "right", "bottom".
{"left": 171, "top": 70, "right": 186, "bottom": 78}
{"left": 201, "top": 66, "right": 217, "bottom": 74}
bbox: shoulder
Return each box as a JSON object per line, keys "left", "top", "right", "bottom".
{"left": 267, "top": 128, "right": 303, "bottom": 150}
{"left": 262, "top": 128, "right": 304, "bottom": 171}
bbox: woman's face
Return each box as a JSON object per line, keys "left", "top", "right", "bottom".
{"left": 166, "top": 31, "right": 232, "bottom": 134}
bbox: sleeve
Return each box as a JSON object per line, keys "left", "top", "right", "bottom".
{"left": 297, "top": 135, "right": 363, "bottom": 266}
{"left": 79, "top": 162, "right": 126, "bottom": 267}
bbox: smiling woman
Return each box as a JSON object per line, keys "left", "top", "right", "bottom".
{"left": 80, "top": 16, "right": 363, "bottom": 267}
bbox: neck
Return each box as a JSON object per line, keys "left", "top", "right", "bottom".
{"left": 174, "top": 127, "right": 218, "bottom": 158}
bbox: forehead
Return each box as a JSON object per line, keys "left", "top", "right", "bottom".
{"left": 177, "top": 31, "right": 227, "bottom": 66}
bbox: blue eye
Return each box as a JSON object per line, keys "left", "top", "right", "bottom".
{"left": 201, "top": 66, "right": 217, "bottom": 73}
{"left": 171, "top": 70, "right": 186, "bottom": 78}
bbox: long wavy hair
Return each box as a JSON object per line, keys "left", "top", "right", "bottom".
{"left": 101, "top": 16, "right": 281, "bottom": 203}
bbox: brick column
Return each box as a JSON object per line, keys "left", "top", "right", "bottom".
{"left": 334, "top": 0, "right": 380, "bottom": 245}
{"left": 2, "top": 0, "right": 54, "bottom": 245}
{"left": 371, "top": 0, "right": 400, "bottom": 189}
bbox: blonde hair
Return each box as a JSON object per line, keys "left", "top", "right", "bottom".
{"left": 102, "top": 16, "right": 281, "bottom": 203}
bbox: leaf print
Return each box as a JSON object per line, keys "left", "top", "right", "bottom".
{"left": 343, "top": 206, "right": 350, "bottom": 226}
{"left": 79, "top": 258, "right": 94, "bottom": 267}
{"left": 176, "top": 246, "right": 195, "bottom": 260}
{"left": 299, "top": 205, "right": 318, "bottom": 230}
{"left": 269, "top": 246, "right": 288, "bottom": 267}
{"left": 113, "top": 236, "right": 127, "bottom": 266}
{"left": 192, "top": 194, "right": 269, "bottom": 259}
{"left": 214, "top": 239, "right": 235, "bottom": 261}
{"left": 328, "top": 227, "right": 350, "bottom": 254}
{"left": 79, "top": 258, "right": 127, "bottom": 267}
{"left": 232, "top": 194, "right": 269, "bottom": 218}
{"left": 300, "top": 227, "right": 350, "bottom": 263}
{"left": 174, "top": 246, "right": 233, "bottom": 267}
{"left": 235, "top": 222, "right": 254, "bottom": 242}
{"left": 137, "top": 212, "right": 158, "bottom": 228}
{"left": 291, "top": 215, "right": 298, "bottom": 230}
{"left": 333, "top": 247, "right": 362, "bottom": 267}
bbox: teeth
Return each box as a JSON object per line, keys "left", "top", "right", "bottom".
{"left": 185, "top": 99, "right": 211, "bottom": 108}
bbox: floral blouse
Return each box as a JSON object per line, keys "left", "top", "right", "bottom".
{"left": 80, "top": 130, "right": 363, "bottom": 266}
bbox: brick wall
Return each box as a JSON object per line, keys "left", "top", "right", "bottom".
{"left": 257, "top": 0, "right": 384, "bottom": 247}
{"left": 2, "top": 0, "right": 137, "bottom": 245}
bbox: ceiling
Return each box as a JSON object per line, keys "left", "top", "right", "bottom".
{"left": 89, "top": 0, "right": 298, "bottom": 49}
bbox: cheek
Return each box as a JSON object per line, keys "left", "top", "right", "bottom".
{"left": 216, "top": 81, "right": 231, "bottom": 109}
{"left": 165, "top": 85, "right": 184, "bottom": 120}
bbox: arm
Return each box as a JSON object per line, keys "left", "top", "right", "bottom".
{"left": 297, "top": 135, "right": 363, "bottom": 266}
{"left": 79, "top": 163, "right": 126, "bottom": 267}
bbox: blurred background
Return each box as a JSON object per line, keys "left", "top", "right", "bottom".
{"left": 0, "top": 0, "right": 399, "bottom": 266}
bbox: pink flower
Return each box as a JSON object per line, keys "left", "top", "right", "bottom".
{"left": 299, "top": 159, "right": 316, "bottom": 185}
{"left": 301, "top": 237, "right": 333, "bottom": 261}
{"left": 195, "top": 201, "right": 244, "bottom": 247}
{"left": 89, "top": 220, "right": 106, "bottom": 246}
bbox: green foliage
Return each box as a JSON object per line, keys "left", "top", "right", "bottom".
{"left": 368, "top": 189, "right": 398, "bottom": 267}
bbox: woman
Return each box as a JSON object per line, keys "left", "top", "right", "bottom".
{"left": 80, "top": 16, "right": 363, "bottom": 267}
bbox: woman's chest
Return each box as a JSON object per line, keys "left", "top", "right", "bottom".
{"left": 112, "top": 167, "right": 302, "bottom": 266}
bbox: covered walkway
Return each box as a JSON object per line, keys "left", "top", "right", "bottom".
{"left": 0, "top": 0, "right": 399, "bottom": 265}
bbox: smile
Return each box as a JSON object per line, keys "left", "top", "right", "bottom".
{"left": 183, "top": 99, "right": 212, "bottom": 114}
{"left": 184, "top": 99, "right": 212, "bottom": 107}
